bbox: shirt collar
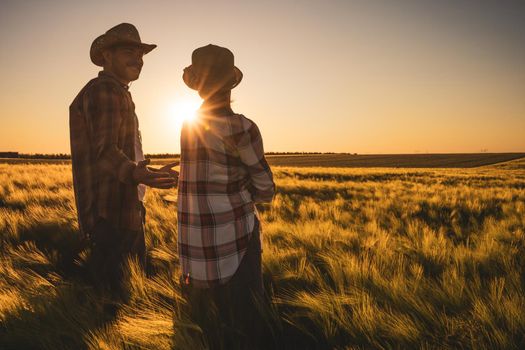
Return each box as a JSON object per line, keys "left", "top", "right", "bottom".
{"left": 98, "top": 71, "right": 129, "bottom": 90}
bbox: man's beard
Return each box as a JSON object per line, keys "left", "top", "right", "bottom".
{"left": 113, "top": 59, "right": 142, "bottom": 82}
{"left": 125, "top": 64, "right": 142, "bottom": 80}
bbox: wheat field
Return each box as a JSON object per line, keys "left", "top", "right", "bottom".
{"left": 1, "top": 158, "right": 524, "bottom": 349}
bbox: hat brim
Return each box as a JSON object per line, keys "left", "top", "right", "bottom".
{"left": 183, "top": 65, "right": 243, "bottom": 91}
{"left": 90, "top": 34, "right": 157, "bottom": 66}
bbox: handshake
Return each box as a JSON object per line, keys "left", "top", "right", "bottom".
{"left": 132, "top": 159, "right": 179, "bottom": 189}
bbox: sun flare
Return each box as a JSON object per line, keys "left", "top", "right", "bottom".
{"left": 169, "top": 94, "right": 202, "bottom": 127}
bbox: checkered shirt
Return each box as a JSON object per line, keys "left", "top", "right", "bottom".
{"left": 69, "top": 71, "right": 142, "bottom": 236}
{"left": 177, "top": 111, "right": 275, "bottom": 288}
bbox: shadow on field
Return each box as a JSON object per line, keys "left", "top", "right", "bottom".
{"left": 0, "top": 281, "right": 119, "bottom": 350}
{"left": 0, "top": 223, "right": 124, "bottom": 349}
{"left": 17, "top": 221, "right": 86, "bottom": 278}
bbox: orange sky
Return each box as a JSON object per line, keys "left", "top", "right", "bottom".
{"left": 1, "top": 0, "right": 524, "bottom": 154}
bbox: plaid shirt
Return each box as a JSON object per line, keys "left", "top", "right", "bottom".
{"left": 177, "top": 111, "right": 275, "bottom": 288}
{"left": 69, "top": 71, "right": 142, "bottom": 236}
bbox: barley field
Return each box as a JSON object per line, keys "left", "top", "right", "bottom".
{"left": 1, "top": 157, "right": 525, "bottom": 349}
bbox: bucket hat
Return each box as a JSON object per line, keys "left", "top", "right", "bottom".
{"left": 183, "top": 44, "right": 243, "bottom": 91}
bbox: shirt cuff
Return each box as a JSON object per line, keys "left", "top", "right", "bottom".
{"left": 118, "top": 160, "right": 138, "bottom": 185}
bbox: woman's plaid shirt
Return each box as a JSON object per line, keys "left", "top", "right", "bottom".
{"left": 177, "top": 112, "right": 275, "bottom": 288}
{"left": 69, "top": 72, "right": 142, "bottom": 236}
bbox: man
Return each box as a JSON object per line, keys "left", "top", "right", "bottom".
{"left": 69, "top": 23, "right": 177, "bottom": 295}
{"left": 179, "top": 44, "right": 275, "bottom": 348}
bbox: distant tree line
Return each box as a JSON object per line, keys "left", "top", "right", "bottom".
{"left": 1, "top": 151, "right": 356, "bottom": 159}
{"left": 0, "top": 152, "right": 20, "bottom": 158}
{"left": 0, "top": 152, "right": 72, "bottom": 159}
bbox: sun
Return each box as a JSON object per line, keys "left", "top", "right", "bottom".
{"left": 169, "top": 93, "right": 202, "bottom": 127}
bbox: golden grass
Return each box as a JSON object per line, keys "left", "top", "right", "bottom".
{"left": 1, "top": 160, "right": 524, "bottom": 349}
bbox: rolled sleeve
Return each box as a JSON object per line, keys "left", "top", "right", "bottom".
{"left": 237, "top": 122, "right": 275, "bottom": 203}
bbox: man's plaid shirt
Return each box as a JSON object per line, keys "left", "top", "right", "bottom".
{"left": 177, "top": 111, "right": 275, "bottom": 288}
{"left": 70, "top": 71, "right": 142, "bottom": 236}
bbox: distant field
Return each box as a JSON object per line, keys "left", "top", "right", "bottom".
{"left": 1, "top": 157, "right": 524, "bottom": 349}
{"left": 2, "top": 152, "right": 524, "bottom": 168}
{"left": 266, "top": 152, "right": 525, "bottom": 168}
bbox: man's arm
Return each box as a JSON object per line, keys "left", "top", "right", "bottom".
{"left": 85, "top": 83, "right": 176, "bottom": 188}
{"left": 237, "top": 122, "right": 275, "bottom": 203}
{"left": 85, "top": 82, "right": 137, "bottom": 183}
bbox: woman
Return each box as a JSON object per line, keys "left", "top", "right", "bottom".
{"left": 178, "top": 44, "right": 275, "bottom": 349}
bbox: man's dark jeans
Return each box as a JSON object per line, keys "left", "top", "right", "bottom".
{"left": 89, "top": 203, "right": 146, "bottom": 298}
{"left": 182, "top": 217, "right": 265, "bottom": 350}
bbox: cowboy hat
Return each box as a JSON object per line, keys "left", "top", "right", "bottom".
{"left": 90, "top": 23, "right": 157, "bottom": 66}
{"left": 183, "top": 44, "right": 243, "bottom": 91}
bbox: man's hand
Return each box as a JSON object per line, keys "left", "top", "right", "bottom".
{"left": 147, "top": 161, "right": 180, "bottom": 183}
{"left": 158, "top": 161, "right": 180, "bottom": 180}
{"left": 133, "top": 159, "right": 177, "bottom": 189}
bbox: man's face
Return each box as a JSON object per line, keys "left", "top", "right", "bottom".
{"left": 103, "top": 45, "right": 144, "bottom": 83}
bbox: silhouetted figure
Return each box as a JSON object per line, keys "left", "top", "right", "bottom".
{"left": 69, "top": 23, "right": 177, "bottom": 298}
{"left": 178, "top": 44, "right": 275, "bottom": 349}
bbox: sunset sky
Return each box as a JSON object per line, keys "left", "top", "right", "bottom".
{"left": 1, "top": 0, "right": 524, "bottom": 154}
